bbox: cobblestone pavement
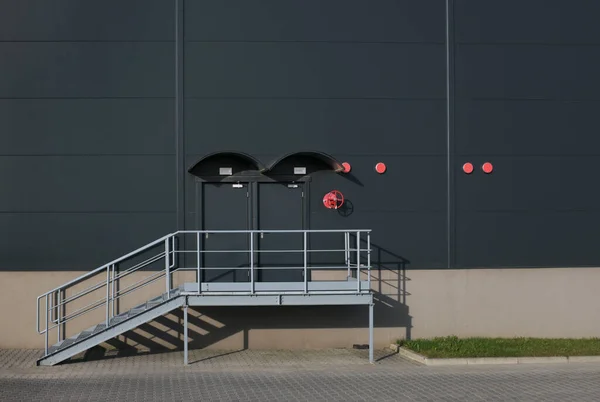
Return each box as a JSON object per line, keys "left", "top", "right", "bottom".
{"left": 1, "top": 349, "right": 600, "bottom": 401}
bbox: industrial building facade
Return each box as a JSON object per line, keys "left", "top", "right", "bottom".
{"left": 2, "top": 1, "right": 600, "bottom": 351}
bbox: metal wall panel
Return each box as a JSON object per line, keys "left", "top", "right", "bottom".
{"left": 310, "top": 207, "right": 447, "bottom": 270}
{"left": 5, "top": 0, "right": 598, "bottom": 271}
{"left": 453, "top": 0, "right": 600, "bottom": 267}
{"left": 312, "top": 156, "right": 447, "bottom": 212}
{"left": 184, "top": 43, "right": 445, "bottom": 99}
{"left": 455, "top": 211, "right": 600, "bottom": 268}
{"left": 184, "top": 99, "right": 446, "bottom": 156}
{"left": 183, "top": 0, "right": 448, "bottom": 269}
{"left": 0, "top": 43, "right": 174, "bottom": 98}
{"left": 455, "top": 0, "right": 600, "bottom": 44}
{"left": 0, "top": 156, "right": 175, "bottom": 212}
{"left": 0, "top": 212, "right": 175, "bottom": 270}
{"left": 306, "top": 157, "right": 447, "bottom": 269}
{"left": 455, "top": 156, "right": 600, "bottom": 212}
{"left": 0, "top": 99, "right": 174, "bottom": 155}
{"left": 184, "top": 0, "right": 445, "bottom": 42}
{"left": 455, "top": 44, "right": 600, "bottom": 100}
{"left": 0, "top": 1, "right": 177, "bottom": 271}
{"left": 455, "top": 100, "right": 600, "bottom": 156}
{"left": 0, "top": 0, "right": 174, "bottom": 41}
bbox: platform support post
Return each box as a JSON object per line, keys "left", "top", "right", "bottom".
{"left": 369, "top": 302, "right": 374, "bottom": 364}
{"left": 183, "top": 304, "right": 188, "bottom": 365}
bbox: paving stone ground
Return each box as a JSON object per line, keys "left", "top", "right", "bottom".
{"left": 1, "top": 348, "right": 600, "bottom": 401}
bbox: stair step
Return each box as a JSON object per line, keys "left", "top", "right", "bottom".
{"left": 110, "top": 316, "right": 127, "bottom": 325}
{"left": 76, "top": 330, "right": 93, "bottom": 341}
{"left": 127, "top": 307, "right": 147, "bottom": 318}
{"left": 149, "top": 295, "right": 166, "bottom": 303}
{"left": 58, "top": 338, "right": 76, "bottom": 350}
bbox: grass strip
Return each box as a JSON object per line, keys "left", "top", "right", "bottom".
{"left": 397, "top": 336, "right": 600, "bottom": 358}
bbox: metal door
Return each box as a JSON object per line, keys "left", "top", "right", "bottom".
{"left": 201, "top": 182, "right": 250, "bottom": 283}
{"left": 257, "top": 182, "right": 305, "bottom": 282}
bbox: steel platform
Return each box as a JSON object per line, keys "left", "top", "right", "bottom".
{"left": 36, "top": 230, "right": 374, "bottom": 366}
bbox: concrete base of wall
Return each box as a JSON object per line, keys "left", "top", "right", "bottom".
{"left": 3, "top": 267, "right": 599, "bottom": 350}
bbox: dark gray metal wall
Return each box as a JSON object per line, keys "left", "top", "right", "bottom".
{"left": 183, "top": 0, "right": 448, "bottom": 270}
{"left": 1, "top": 0, "right": 599, "bottom": 270}
{"left": 0, "top": 1, "right": 177, "bottom": 270}
{"left": 452, "top": 0, "right": 600, "bottom": 268}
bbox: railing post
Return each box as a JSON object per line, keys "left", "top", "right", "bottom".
{"left": 105, "top": 266, "right": 110, "bottom": 327}
{"left": 165, "top": 238, "right": 171, "bottom": 298}
{"left": 36, "top": 297, "right": 39, "bottom": 337}
{"left": 48, "top": 292, "right": 53, "bottom": 326}
{"left": 111, "top": 264, "right": 115, "bottom": 319}
{"left": 367, "top": 232, "right": 371, "bottom": 291}
{"left": 250, "top": 231, "right": 254, "bottom": 294}
{"left": 56, "top": 290, "right": 61, "bottom": 342}
{"left": 197, "top": 232, "right": 201, "bottom": 294}
{"left": 44, "top": 294, "right": 48, "bottom": 355}
{"left": 345, "top": 232, "right": 350, "bottom": 278}
{"left": 49, "top": 291, "right": 56, "bottom": 340}
{"left": 303, "top": 231, "right": 308, "bottom": 293}
{"left": 170, "top": 235, "right": 176, "bottom": 268}
{"left": 356, "top": 231, "right": 361, "bottom": 292}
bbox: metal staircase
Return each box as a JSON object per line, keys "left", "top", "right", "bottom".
{"left": 36, "top": 230, "right": 374, "bottom": 366}
{"left": 39, "top": 289, "right": 184, "bottom": 366}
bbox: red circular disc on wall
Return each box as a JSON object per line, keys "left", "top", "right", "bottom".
{"left": 462, "top": 162, "right": 474, "bottom": 174}
{"left": 375, "top": 162, "right": 387, "bottom": 174}
{"left": 482, "top": 162, "right": 494, "bottom": 174}
{"left": 341, "top": 162, "right": 351, "bottom": 173}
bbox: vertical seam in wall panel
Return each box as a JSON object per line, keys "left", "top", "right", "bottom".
{"left": 175, "top": 0, "right": 185, "bottom": 229}
{"left": 446, "top": 0, "right": 456, "bottom": 268}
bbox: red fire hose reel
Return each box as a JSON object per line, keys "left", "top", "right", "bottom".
{"left": 323, "top": 190, "right": 344, "bottom": 210}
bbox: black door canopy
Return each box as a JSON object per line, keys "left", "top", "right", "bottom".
{"left": 188, "top": 151, "right": 265, "bottom": 178}
{"left": 264, "top": 151, "right": 344, "bottom": 175}
{"left": 188, "top": 150, "right": 343, "bottom": 178}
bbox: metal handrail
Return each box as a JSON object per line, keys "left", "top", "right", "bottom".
{"left": 40, "top": 264, "right": 169, "bottom": 335}
{"left": 46, "top": 244, "right": 354, "bottom": 309}
{"left": 49, "top": 298, "right": 106, "bottom": 329}
{"left": 45, "top": 268, "right": 174, "bottom": 334}
{"left": 176, "top": 230, "right": 370, "bottom": 232}
{"left": 58, "top": 279, "right": 107, "bottom": 307}
{"left": 36, "top": 233, "right": 177, "bottom": 345}
{"left": 36, "top": 229, "right": 371, "bottom": 357}
{"left": 38, "top": 233, "right": 176, "bottom": 299}
{"left": 54, "top": 251, "right": 162, "bottom": 308}
{"left": 175, "top": 249, "right": 370, "bottom": 254}
{"left": 112, "top": 269, "right": 166, "bottom": 299}
{"left": 112, "top": 252, "right": 166, "bottom": 282}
